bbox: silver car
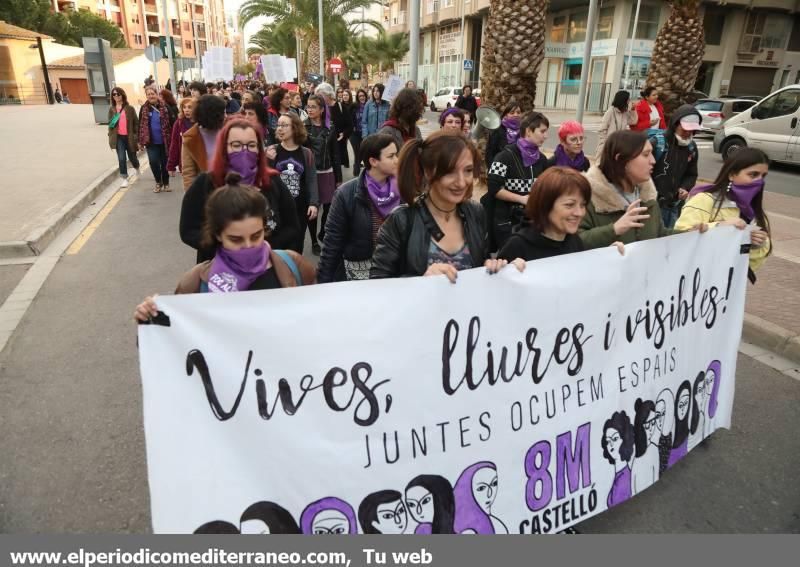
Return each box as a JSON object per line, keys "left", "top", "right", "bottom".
{"left": 694, "top": 98, "right": 757, "bottom": 135}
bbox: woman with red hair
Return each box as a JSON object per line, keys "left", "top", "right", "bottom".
{"left": 180, "top": 119, "right": 301, "bottom": 262}
{"left": 547, "top": 120, "right": 589, "bottom": 172}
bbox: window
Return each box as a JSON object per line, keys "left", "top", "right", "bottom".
{"left": 789, "top": 15, "right": 800, "bottom": 52}
{"left": 182, "top": 3, "right": 188, "bottom": 12}
{"left": 703, "top": 6, "right": 725, "bottom": 45}
{"left": 732, "top": 101, "right": 756, "bottom": 113}
{"left": 628, "top": 4, "right": 660, "bottom": 40}
{"left": 740, "top": 12, "right": 792, "bottom": 53}
{"left": 550, "top": 16, "right": 566, "bottom": 43}
{"left": 134, "top": 34, "right": 143, "bottom": 46}
{"left": 568, "top": 10, "right": 588, "bottom": 43}
{"left": 756, "top": 89, "right": 800, "bottom": 119}
{"left": 184, "top": 40, "right": 192, "bottom": 50}
{"left": 595, "top": 6, "right": 614, "bottom": 40}
{"left": 564, "top": 63, "right": 582, "bottom": 81}
{"left": 695, "top": 100, "right": 723, "bottom": 112}
{"left": 443, "top": 0, "right": 453, "bottom": 7}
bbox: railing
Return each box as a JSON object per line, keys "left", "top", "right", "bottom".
{"left": 146, "top": 23, "right": 160, "bottom": 34}
{"left": 0, "top": 84, "right": 49, "bottom": 105}
{"left": 393, "top": 11, "right": 406, "bottom": 25}
{"left": 534, "top": 81, "right": 612, "bottom": 112}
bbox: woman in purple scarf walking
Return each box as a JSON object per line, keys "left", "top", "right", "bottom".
{"left": 548, "top": 120, "right": 590, "bottom": 172}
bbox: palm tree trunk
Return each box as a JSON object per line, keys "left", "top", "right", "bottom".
{"left": 481, "top": 0, "right": 548, "bottom": 112}
{"left": 646, "top": 0, "right": 705, "bottom": 116}
{"left": 306, "top": 37, "right": 321, "bottom": 76}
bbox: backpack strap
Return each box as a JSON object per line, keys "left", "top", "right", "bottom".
{"left": 274, "top": 249, "right": 303, "bottom": 286}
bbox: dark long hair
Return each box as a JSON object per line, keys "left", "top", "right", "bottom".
{"left": 405, "top": 474, "right": 455, "bottom": 534}
{"left": 388, "top": 88, "right": 423, "bottom": 134}
{"left": 611, "top": 90, "right": 630, "bottom": 111}
{"left": 240, "top": 501, "right": 300, "bottom": 534}
{"left": 700, "top": 147, "right": 771, "bottom": 257}
{"left": 600, "top": 130, "right": 649, "bottom": 191}
{"left": 110, "top": 86, "right": 128, "bottom": 108}
{"left": 673, "top": 380, "right": 692, "bottom": 448}
{"left": 633, "top": 398, "right": 657, "bottom": 458}
{"left": 358, "top": 490, "right": 403, "bottom": 534}
{"left": 690, "top": 371, "right": 706, "bottom": 435}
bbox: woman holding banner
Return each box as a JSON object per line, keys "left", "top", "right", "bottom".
{"left": 134, "top": 172, "right": 315, "bottom": 320}
{"left": 369, "top": 132, "right": 524, "bottom": 280}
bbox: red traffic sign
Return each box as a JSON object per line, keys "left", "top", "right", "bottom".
{"left": 328, "top": 57, "right": 343, "bottom": 73}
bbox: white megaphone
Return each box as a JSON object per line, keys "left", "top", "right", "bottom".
{"left": 471, "top": 106, "right": 501, "bottom": 140}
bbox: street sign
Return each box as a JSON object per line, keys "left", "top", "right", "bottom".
{"left": 144, "top": 45, "right": 164, "bottom": 63}
{"left": 328, "top": 57, "right": 343, "bottom": 74}
{"left": 463, "top": 59, "right": 474, "bottom": 71}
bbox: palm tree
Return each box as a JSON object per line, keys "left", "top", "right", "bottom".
{"left": 246, "top": 22, "right": 297, "bottom": 58}
{"left": 646, "top": 0, "right": 705, "bottom": 115}
{"left": 239, "top": 0, "right": 382, "bottom": 76}
{"left": 374, "top": 30, "right": 409, "bottom": 76}
{"left": 480, "top": 0, "right": 549, "bottom": 112}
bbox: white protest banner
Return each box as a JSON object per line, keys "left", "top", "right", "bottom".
{"left": 283, "top": 57, "right": 297, "bottom": 82}
{"left": 261, "top": 54, "right": 288, "bottom": 83}
{"left": 138, "top": 228, "right": 749, "bottom": 534}
{"left": 383, "top": 74, "right": 404, "bottom": 101}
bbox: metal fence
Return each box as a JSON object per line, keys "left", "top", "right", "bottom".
{"left": 534, "top": 81, "right": 613, "bottom": 112}
{"left": 0, "top": 84, "right": 49, "bottom": 105}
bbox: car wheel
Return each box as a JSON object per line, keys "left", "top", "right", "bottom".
{"left": 430, "top": 102, "right": 436, "bottom": 111}
{"left": 721, "top": 138, "right": 746, "bottom": 160}
{"left": 446, "top": 103, "right": 451, "bottom": 109}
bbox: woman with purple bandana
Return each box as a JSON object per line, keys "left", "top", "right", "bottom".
{"left": 453, "top": 461, "right": 508, "bottom": 534}
{"left": 486, "top": 111, "right": 551, "bottom": 250}
{"left": 601, "top": 411, "right": 635, "bottom": 508}
{"left": 547, "top": 121, "right": 590, "bottom": 172}
{"left": 485, "top": 101, "right": 523, "bottom": 167}
{"left": 677, "top": 148, "right": 771, "bottom": 279}
{"left": 300, "top": 497, "right": 358, "bottom": 535}
{"left": 133, "top": 173, "right": 315, "bottom": 320}
{"left": 318, "top": 134, "right": 400, "bottom": 282}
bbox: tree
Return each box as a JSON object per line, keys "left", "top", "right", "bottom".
{"left": 373, "top": 30, "right": 409, "bottom": 75}
{"left": 646, "top": 0, "right": 705, "bottom": 115}
{"left": 239, "top": 0, "right": 382, "bottom": 76}
{"left": 480, "top": 0, "right": 548, "bottom": 112}
{"left": 0, "top": 0, "right": 126, "bottom": 48}
{"left": 247, "top": 22, "right": 297, "bottom": 58}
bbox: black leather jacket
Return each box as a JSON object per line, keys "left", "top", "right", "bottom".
{"left": 317, "top": 173, "right": 376, "bottom": 283}
{"left": 370, "top": 198, "right": 489, "bottom": 278}
{"left": 303, "top": 119, "right": 337, "bottom": 171}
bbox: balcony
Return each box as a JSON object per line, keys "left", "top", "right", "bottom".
{"left": 195, "top": 25, "right": 206, "bottom": 39}
{"left": 143, "top": 0, "right": 158, "bottom": 14}
{"left": 146, "top": 16, "right": 160, "bottom": 35}
{"left": 393, "top": 11, "right": 406, "bottom": 26}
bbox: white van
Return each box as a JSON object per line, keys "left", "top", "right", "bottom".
{"left": 713, "top": 84, "right": 800, "bottom": 164}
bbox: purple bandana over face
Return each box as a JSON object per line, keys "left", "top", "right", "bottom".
{"left": 516, "top": 137, "right": 541, "bottom": 167}
{"left": 228, "top": 149, "right": 259, "bottom": 185}
{"left": 728, "top": 178, "right": 764, "bottom": 222}
{"left": 207, "top": 242, "right": 270, "bottom": 293}
{"left": 365, "top": 173, "right": 401, "bottom": 218}
{"left": 502, "top": 116, "right": 520, "bottom": 145}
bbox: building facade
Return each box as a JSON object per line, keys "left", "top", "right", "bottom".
{"left": 385, "top": 0, "right": 800, "bottom": 109}
{"left": 50, "top": 0, "right": 228, "bottom": 62}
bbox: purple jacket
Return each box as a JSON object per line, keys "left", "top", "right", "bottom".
{"left": 167, "top": 117, "right": 193, "bottom": 172}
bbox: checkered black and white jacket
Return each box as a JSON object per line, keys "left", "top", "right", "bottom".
{"left": 487, "top": 144, "right": 549, "bottom": 199}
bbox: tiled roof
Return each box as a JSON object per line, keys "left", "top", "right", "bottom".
{"left": 0, "top": 20, "right": 53, "bottom": 41}
{"left": 50, "top": 48, "right": 146, "bottom": 69}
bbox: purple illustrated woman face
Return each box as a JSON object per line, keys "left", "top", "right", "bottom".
{"left": 471, "top": 467, "right": 499, "bottom": 514}
{"left": 604, "top": 427, "right": 622, "bottom": 462}
{"left": 705, "top": 368, "right": 716, "bottom": 409}
{"left": 300, "top": 497, "right": 358, "bottom": 535}
{"left": 677, "top": 389, "right": 691, "bottom": 420}
{"left": 312, "top": 510, "right": 349, "bottom": 534}
{"left": 373, "top": 499, "right": 408, "bottom": 534}
{"left": 405, "top": 486, "right": 434, "bottom": 524}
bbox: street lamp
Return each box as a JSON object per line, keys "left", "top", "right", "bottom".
{"left": 30, "top": 38, "right": 54, "bottom": 105}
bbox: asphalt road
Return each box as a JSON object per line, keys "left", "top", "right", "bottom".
{"left": 0, "top": 170, "right": 798, "bottom": 533}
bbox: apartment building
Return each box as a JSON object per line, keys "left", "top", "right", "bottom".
{"left": 50, "top": 0, "right": 229, "bottom": 61}
{"left": 386, "top": 0, "right": 800, "bottom": 106}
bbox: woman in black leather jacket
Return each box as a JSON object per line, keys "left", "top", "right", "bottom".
{"left": 303, "top": 94, "right": 338, "bottom": 254}
{"left": 369, "top": 131, "right": 524, "bottom": 281}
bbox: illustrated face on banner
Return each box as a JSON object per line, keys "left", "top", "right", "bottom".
{"left": 311, "top": 510, "right": 349, "bottom": 534}
{"left": 604, "top": 428, "right": 622, "bottom": 463}
{"left": 654, "top": 399, "right": 667, "bottom": 436}
{"left": 677, "top": 389, "right": 691, "bottom": 420}
{"left": 694, "top": 373, "right": 707, "bottom": 413}
{"left": 405, "top": 487, "right": 434, "bottom": 523}
{"left": 471, "top": 467, "right": 499, "bottom": 513}
{"left": 705, "top": 369, "right": 716, "bottom": 407}
{"left": 643, "top": 407, "right": 660, "bottom": 443}
{"left": 373, "top": 500, "right": 407, "bottom": 534}
{"left": 240, "top": 519, "right": 269, "bottom": 534}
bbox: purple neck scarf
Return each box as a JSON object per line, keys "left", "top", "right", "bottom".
{"left": 199, "top": 127, "right": 218, "bottom": 159}
{"left": 207, "top": 242, "right": 271, "bottom": 293}
{"left": 689, "top": 179, "right": 764, "bottom": 222}
{"left": 554, "top": 144, "right": 586, "bottom": 170}
{"left": 228, "top": 150, "right": 259, "bottom": 185}
{"left": 365, "top": 173, "right": 401, "bottom": 218}
{"left": 502, "top": 116, "right": 520, "bottom": 145}
{"left": 516, "top": 138, "right": 540, "bottom": 167}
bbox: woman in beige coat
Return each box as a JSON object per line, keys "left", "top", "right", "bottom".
{"left": 180, "top": 94, "right": 226, "bottom": 191}
{"left": 595, "top": 90, "right": 638, "bottom": 163}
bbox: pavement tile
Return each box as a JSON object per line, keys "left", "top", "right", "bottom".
{"left": 745, "top": 257, "right": 800, "bottom": 336}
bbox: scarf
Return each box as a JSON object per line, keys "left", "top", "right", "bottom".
{"left": 207, "top": 242, "right": 271, "bottom": 293}
{"left": 502, "top": 116, "right": 520, "bottom": 145}
{"left": 365, "top": 173, "right": 400, "bottom": 218}
{"left": 553, "top": 144, "right": 586, "bottom": 170}
{"left": 516, "top": 138, "right": 540, "bottom": 168}
{"left": 228, "top": 149, "right": 259, "bottom": 185}
{"left": 382, "top": 118, "right": 416, "bottom": 142}
{"left": 689, "top": 179, "right": 764, "bottom": 222}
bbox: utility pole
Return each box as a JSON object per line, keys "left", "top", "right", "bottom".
{"left": 160, "top": 0, "right": 177, "bottom": 92}
{"left": 459, "top": 0, "right": 467, "bottom": 86}
{"left": 36, "top": 37, "right": 54, "bottom": 104}
{"left": 409, "top": 0, "right": 420, "bottom": 83}
{"left": 575, "top": 0, "right": 599, "bottom": 123}
{"left": 318, "top": 0, "right": 324, "bottom": 75}
{"left": 624, "top": 0, "right": 643, "bottom": 90}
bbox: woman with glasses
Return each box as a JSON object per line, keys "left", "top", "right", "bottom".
{"left": 107, "top": 87, "right": 140, "bottom": 188}
{"left": 631, "top": 398, "right": 661, "bottom": 495}
{"left": 267, "top": 112, "right": 319, "bottom": 253}
{"left": 180, "top": 119, "right": 301, "bottom": 262}
{"left": 303, "top": 94, "right": 338, "bottom": 255}
{"left": 138, "top": 85, "right": 174, "bottom": 193}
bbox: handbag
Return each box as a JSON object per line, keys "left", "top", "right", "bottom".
{"left": 108, "top": 111, "right": 121, "bottom": 129}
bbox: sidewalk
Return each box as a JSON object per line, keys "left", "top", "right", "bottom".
{"left": 0, "top": 105, "right": 120, "bottom": 258}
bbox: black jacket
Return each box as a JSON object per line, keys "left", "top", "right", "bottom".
{"left": 650, "top": 104, "right": 700, "bottom": 207}
{"left": 317, "top": 172, "right": 379, "bottom": 283}
{"left": 485, "top": 125, "right": 510, "bottom": 168}
{"left": 455, "top": 94, "right": 478, "bottom": 118}
{"left": 485, "top": 143, "right": 550, "bottom": 250}
{"left": 497, "top": 224, "right": 585, "bottom": 262}
{"left": 331, "top": 102, "right": 353, "bottom": 139}
{"left": 180, "top": 172, "right": 302, "bottom": 262}
{"left": 303, "top": 119, "right": 338, "bottom": 172}
{"left": 370, "top": 198, "right": 488, "bottom": 278}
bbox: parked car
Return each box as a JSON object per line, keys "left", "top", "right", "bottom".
{"left": 713, "top": 84, "right": 800, "bottom": 163}
{"left": 694, "top": 98, "right": 757, "bottom": 135}
{"left": 720, "top": 94, "right": 762, "bottom": 102}
{"left": 683, "top": 90, "right": 709, "bottom": 105}
{"left": 430, "top": 87, "right": 462, "bottom": 111}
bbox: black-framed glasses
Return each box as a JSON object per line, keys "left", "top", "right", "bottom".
{"left": 112, "top": 92, "right": 122, "bottom": 97}
{"left": 228, "top": 141, "right": 259, "bottom": 152}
